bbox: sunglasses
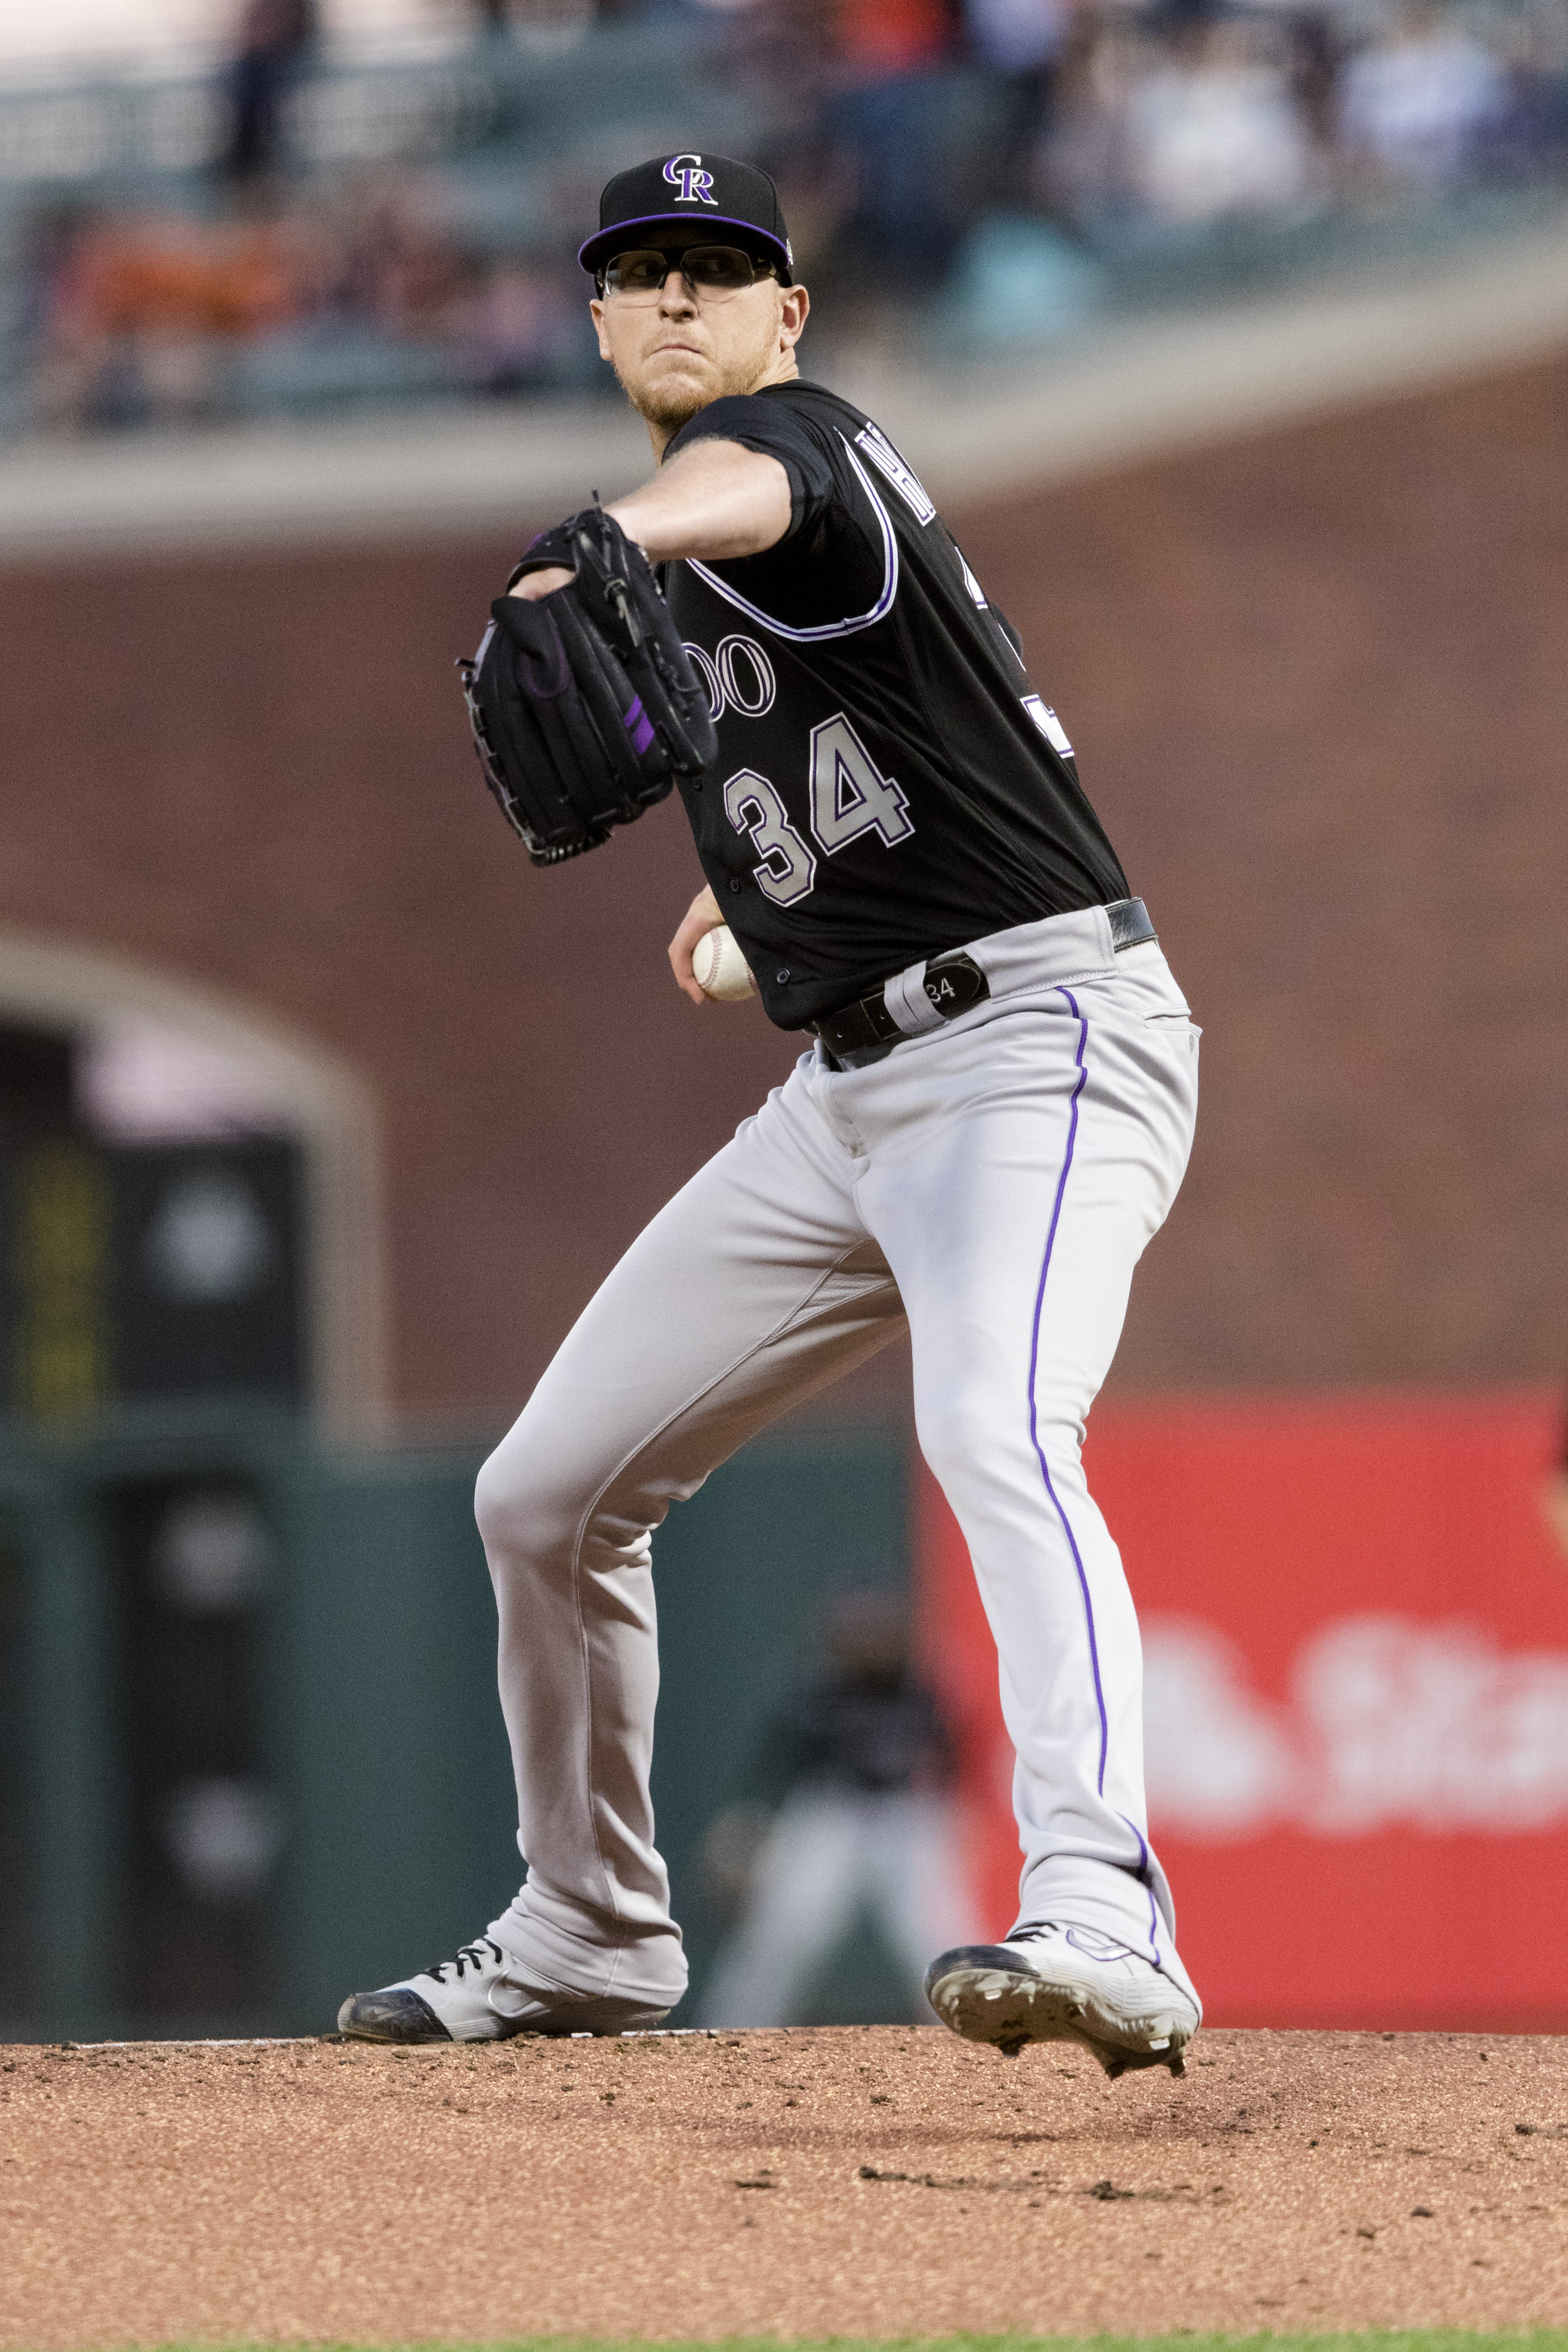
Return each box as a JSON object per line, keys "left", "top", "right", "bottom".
{"left": 598, "top": 245, "right": 782, "bottom": 302}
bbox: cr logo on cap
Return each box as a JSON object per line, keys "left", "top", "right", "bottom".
{"left": 663, "top": 153, "right": 717, "bottom": 206}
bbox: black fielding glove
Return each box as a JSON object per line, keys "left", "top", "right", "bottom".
{"left": 456, "top": 505, "right": 719, "bottom": 867}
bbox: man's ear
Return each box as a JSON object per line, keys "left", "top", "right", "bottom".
{"left": 780, "top": 284, "right": 810, "bottom": 352}
{"left": 589, "top": 296, "right": 611, "bottom": 360}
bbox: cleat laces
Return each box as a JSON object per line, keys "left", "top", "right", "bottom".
{"left": 421, "top": 1938, "right": 503, "bottom": 1985}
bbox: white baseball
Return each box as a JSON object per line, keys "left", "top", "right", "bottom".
{"left": 692, "top": 924, "right": 757, "bottom": 1003}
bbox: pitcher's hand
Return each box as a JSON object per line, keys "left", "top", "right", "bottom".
{"left": 508, "top": 566, "right": 574, "bottom": 601}
{"left": 669, "top": 884, "right": 724, "bottom": 1005}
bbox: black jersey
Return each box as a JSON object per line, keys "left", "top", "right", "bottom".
{"left": 746, "top": 1667, "right": 957, "bottom": 1802}
{"left": 661, "top": 378, "right": 1129, "bottom": 1033}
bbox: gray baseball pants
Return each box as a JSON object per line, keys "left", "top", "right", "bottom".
{"left": 474, "top": 903, "right": 1202, "bottom": 2016}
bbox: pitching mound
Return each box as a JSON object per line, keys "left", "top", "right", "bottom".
{"left": 2, "top": 2025, "right": 1564, "bottom": 2345}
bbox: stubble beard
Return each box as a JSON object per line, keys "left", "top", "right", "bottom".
{"left": 622, "top": 365, "right": 709, "bottom": 437}
{"left": 617, "top": 334, "right": 773, "bottom": 436}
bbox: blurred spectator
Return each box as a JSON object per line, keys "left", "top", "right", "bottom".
{"left": 1044, "top": 10, "right": 1152, "bottom": 223}
{"left": 1124, "top": 15, "right": 1318, "bottom": 224}
{"left": 453, "top": 252, "right": 580, "bottom": 392}
{"left": 30, "top": 206, "right": 310, "bottom": 431}
{"left": 695, "top": 1589, "right": 983, "bottom": 2028}
{"left": 964, "top": 0, "right": 1072, "bottom": 207}
{"left": 839, "top": 0, "right": 960, "bottom": 72}
{"left": 827, "top": 0, "right": 966, "bottom": 282}
{"left": 326, "top": 174, "right": 465, "bottom": 338}
{"left": 1339, "top": 0, "right": 1511, "bottom": 194}
{"left": 222, "top": 0, "right": 318, "bottom": 186}
{"left": 18, "top": 171, "right": 602, "bottom": 430}
{"left": 707, "top": 1, "right": 852, "bottom": 257}
{"left": 1045, "top": 8, "right": 1325, "bottom": 228}
{"left": 1287, "top": 8, "right": 1347, "bottom": 160}
{"left": 1480, "top": 5, "right": 1558, "bottom": 174}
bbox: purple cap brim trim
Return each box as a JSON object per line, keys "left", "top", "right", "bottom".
{"left": 578, "top": 210, "right": 793, "bottom": 276}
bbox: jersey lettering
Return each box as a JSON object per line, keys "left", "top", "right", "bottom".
{"left": 716, "top": 634, "right": 776, "bottom": 717}
{"left": 683, "top": 642, "right": 723, "bottom": 721}
{"left": 854, "top": 423, "right": 936, "bottom": 526}
{"left": 723, "top": 768, "right": 817, "bottom": 906}
{"left": 684, "top": 634, "right": 778, "bottom": 722}
{"left": 1023, "top": 694, "right": 1074, "bottom": 758}
{"left": 808, "top": 713, "right": 915, "bottom": 854}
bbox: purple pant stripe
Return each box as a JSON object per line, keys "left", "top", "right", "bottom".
{"left": 1025, "top": 985, "right": 1111, "bottom": 1794}
{"left": 1119, "top": 1810, "right": 1162, "bottom": 1965}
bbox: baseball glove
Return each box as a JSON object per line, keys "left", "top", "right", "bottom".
{"left": 457, "top": 505, "right": 718, "bottom": 867}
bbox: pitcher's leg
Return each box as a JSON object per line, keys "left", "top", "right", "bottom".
{"left": 855, "top": 988, "right": 1197, "bottom": 1990}
{"left": 474, "top": 1066, "right": 904, "bottom": 2008}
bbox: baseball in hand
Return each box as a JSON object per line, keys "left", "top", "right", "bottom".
{"left": 692, "top": 924, "right": 757, "bottom": 1002}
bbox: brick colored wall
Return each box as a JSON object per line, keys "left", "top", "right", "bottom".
{"left": 957, "top": 354, "right": 1568, "bottom": 1390}
{"left": 1, "top": 353, "right": 1563, "bottom": 1417}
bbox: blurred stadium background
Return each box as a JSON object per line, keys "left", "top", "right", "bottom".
{"left": 0, "top": 0, "right": 1564, "bottom": 2045}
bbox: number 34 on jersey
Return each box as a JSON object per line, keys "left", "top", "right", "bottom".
{"left": 722, "top": 713, "right": 915, "bottom": 908}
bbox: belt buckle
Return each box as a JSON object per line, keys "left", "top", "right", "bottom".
{"left": 817, "top": 948, "right": 991, "bottom": 1067}
{"left": 921, "top": 950, "right": 990, "bottom": 1021}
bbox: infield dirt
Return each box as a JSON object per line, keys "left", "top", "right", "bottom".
{"left": 2, "top": 2026, "right": 1565, "bottom": 2345}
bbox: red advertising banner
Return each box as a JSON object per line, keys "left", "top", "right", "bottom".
{"left": 915, "top": 1391, "right": 1568, "bottom": 2030}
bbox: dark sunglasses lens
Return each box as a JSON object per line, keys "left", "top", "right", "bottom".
{"left": 603, "top": 246, "right": 766, "bottom": 295}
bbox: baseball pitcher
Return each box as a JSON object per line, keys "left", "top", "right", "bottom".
{"left": 339, "top": 152, "right": 1204, "bottom": 2080}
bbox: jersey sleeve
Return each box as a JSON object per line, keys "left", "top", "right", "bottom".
{"left": 662, "top": 386, "right": 890, "bottom": 632}
{"left": 664, "top": 390, "right": 840, "bottom": 541}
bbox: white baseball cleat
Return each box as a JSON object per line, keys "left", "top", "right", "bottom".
{"left": 337, "top": 1937, "right": 673, "bottom": 2042}
{"left": 924, "top": 1923, "right": 1198, "bottom": 2079}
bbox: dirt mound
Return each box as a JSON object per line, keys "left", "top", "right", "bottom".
{"left": 2, "top": 2025, "right": 1565, "bottom": 2344}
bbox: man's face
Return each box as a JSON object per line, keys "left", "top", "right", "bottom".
{"left": 590, "top": 235, "right": 808, "bottom": 435}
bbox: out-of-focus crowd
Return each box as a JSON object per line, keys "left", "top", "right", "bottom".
{"left": 8, "top": 0, "right": 1567, "bottom": 433}
{"left": 22, "top": 180, "right": 589, "bottom": 428}
{"left": 736, "top": 0, "right": 1566, "bottom": 258}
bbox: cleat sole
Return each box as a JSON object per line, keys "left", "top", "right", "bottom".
{"left": 925, "top": 1944, "right": 1195, "bottom": 2080}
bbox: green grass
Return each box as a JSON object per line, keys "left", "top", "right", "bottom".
{"left": 118, "top": 2334, "right": 1568, "bottom": 2352}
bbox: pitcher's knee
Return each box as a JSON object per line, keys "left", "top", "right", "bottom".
{"left": 921, "top": 1396, "right": 1042, "bottom": 1489}
{"left": 474, "top": 1436, "right": 583, "bottom": 1569}
{"left": 919, "top": 1391, "right": 1088, "bottom": 1515}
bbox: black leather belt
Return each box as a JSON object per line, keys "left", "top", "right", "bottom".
{"left": 812, "top": 897, "right": 1157, "bottom": 1072}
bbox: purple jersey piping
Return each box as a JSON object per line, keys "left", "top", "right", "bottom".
{"left": 685, "top": 439, "right": 898, "bottom": 642}
{"left": 1026, "top": 984, "right": 1110, "bottom": 1794}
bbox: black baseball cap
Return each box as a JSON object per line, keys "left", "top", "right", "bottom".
{"left": 578, "top": 152, "right": 794, "bottom": 282}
